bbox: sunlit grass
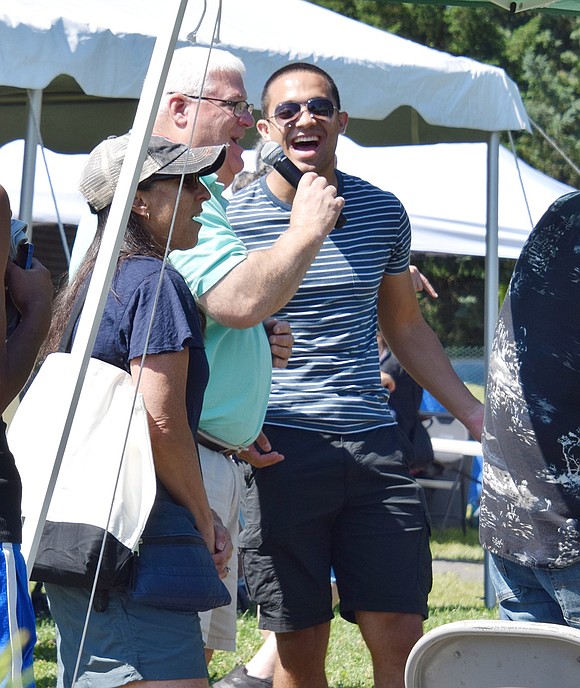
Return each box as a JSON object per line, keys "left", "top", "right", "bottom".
{"left": 34, "top": 527, "right": 494, "bottom": 688}
{"left": 430, "top": 526, "right": 484, "bottom": 562}
{"left": 430, "top": 571, "right": 484, "bottom": 606}
{"left": 33, "top": 620, "right": 57, "bottom": 688}
{"left": 466, "top": 383, "right": 485, "bottom": 403}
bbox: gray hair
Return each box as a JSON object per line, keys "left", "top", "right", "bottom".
{"left": 162, "top": 46, "right": 246, "bottom": 100}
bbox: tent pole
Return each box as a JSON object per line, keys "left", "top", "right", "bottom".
{"left": 20, "top": 89, "right": 42, "bottom": 240}
{"left": 483, "top": 131, "right": 500, "bottom": 609}
{"left": 485, "top": 132, "right": 500, "bottom": 356}
{"left": 23, "top": 0, "right": 190, "bottom": 575}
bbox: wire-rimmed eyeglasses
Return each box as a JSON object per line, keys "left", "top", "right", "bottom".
{"left": 167, "top": 92, "right": 254, "bottom": 117}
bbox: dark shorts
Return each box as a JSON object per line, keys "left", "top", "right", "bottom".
{"left": 240, "top": 424, "right": 432, "bottom": 632}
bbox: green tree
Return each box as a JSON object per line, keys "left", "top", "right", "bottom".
{"left": 412, "top": 255, "right": 515, "bottom": 348}
{"left": 446, "top": 8, "right": 508, "bottom": 63}
{"left": 506, "top": 16, "right": 580, "bottom": 189}
{"left": 309, "top": 1, "right": 579, "bottom": 187}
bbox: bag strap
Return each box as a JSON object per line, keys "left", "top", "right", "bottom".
{"left": 57, "top": 278, "right": 91, "bottom": 353}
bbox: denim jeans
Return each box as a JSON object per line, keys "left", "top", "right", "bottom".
{"left": 489, "top": 552, "right": 580, "bottom": 629}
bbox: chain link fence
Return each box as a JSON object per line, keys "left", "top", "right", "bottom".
{"left": 446, "top": 345, "right": 485, "bottom": 388}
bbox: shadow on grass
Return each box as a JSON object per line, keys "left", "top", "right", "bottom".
{"left": 431, "top": 605, "right": 495, "bottom": 614}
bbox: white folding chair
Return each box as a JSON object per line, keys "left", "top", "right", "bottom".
{"left": 405, "top": 619, "right": 580, "bottom": 688}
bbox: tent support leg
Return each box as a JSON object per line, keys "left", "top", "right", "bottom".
{"left": 483, "top": 131, "right": 500, "bottom": 610}
{"left": 20, "top": 89, "right": 42, "bottom": 240}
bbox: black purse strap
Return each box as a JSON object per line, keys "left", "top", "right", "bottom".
{"left": 57, "top": 278, "right": 92, "bottom": 353}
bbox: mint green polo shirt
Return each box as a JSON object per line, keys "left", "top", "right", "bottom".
{"left": 169, "top": 175, "right": 271, "bottom": 447}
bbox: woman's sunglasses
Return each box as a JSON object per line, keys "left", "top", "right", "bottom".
{"left": 269, "top": 97, "right": 338, "bottom": 126}
{"left": 142, "top": 173, "right": 200, "bottom": 191}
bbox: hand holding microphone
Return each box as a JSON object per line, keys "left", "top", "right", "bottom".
{"left": 261, "top": 142, "right": 347, "bottom": 229}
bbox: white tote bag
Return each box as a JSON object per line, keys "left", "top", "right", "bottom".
{"left": 8, "top": 352, "right": 156, "bottom": 588}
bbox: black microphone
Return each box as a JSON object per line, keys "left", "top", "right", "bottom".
{"left": 260, "top": 142, "right": 346, "bottom": 228}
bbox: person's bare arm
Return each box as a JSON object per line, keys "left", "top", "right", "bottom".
{"left": 377, "top": 270, "right": 483, "bottom": 440}
{"left": 0, "top": 186, "right": 52, "bottom": 413}
{"left": 131, "top": 350, "right": 216, "bottom": 553}
{"left": 198, "top": 172, "right": 344, "bottom": 328}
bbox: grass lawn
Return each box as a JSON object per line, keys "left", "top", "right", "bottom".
{"left": 30, "top": 527, "right": 495, "bottom": 688}
{"left": 466, "top": 383, "right": 485, "bottom": 404}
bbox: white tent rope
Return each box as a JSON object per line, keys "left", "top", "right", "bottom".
{"left": 529, "top": 116, "right": 580, "bottom": 177}
{"left": 69, "top": 2, "right": 223, "bottom": 682}
{"left": 186, "top": 0, "right": 207, "bottom": 43}
{"left": 214, "top": 0, "right": 223, "bottom": 43}
{"left": 24, "top": 91, "right": 72, "bottom": 264}
{"left": 507, "top": 130, "right": 534, "bottom": 229}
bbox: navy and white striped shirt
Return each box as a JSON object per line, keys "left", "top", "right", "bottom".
{"left": 227, "top": 170, "right": 411, "bottom": 433}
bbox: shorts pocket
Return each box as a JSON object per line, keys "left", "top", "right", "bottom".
{"left": 239, "top": 526, "right": 284, "bottom": 614}
{"left": 239, "top": 524, "right": 267, "bottom": 550}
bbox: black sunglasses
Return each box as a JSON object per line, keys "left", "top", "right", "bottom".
{"left": 269, "top": 97, "right": 338, "bottom": 126}
{"left": 141, "top": 173, "right": 200, "bottom": 191}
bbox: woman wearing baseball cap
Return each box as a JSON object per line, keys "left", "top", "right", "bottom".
{"left": 41, "top": 134, "right": 227, "bottom": 688}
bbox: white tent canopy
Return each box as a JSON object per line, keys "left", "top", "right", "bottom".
{"left": 0, "top": 0, "right": 531, "bottom": 291}
{"left": 0, "top": 140, "right": 86, "bottom": 225}
{"left": 334, "top": 138, "right": 576, "bottom": 259}
{"left": 0, "top": 0, "right": 529, "bottom": 152}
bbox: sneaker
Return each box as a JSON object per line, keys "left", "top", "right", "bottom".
{"left": 213, "top": 665, "right": 273, "bottom": 688}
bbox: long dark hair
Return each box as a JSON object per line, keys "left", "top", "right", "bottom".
{"left": 42, "top": 192, "right": 204, "bottom": 358}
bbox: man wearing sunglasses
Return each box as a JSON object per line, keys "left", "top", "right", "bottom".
{"left": 227, "top": 63, "right": 484, "bottom": 688}
{"left": 69, "top": 47, "right": 345, "bottom": 668}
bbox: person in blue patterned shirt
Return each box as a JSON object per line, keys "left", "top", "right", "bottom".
{"left": 480, "top": 191, "right": 580, "bottom": 630}
{"left": 227, "top": 63, "right": 483, "bottom": 688}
